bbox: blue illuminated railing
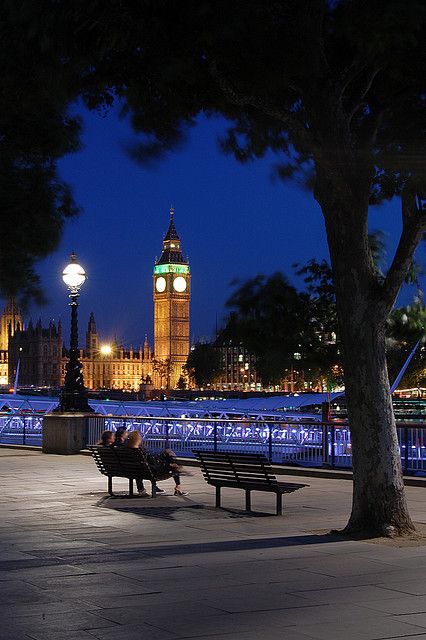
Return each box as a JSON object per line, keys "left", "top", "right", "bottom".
{"left": 1, "top": 413, "right": 425, "bottom": 475}
{"left": 86, "top": 416, "right": 426, "bottom": 474}
{"left": 0, "top": 413, "right": 44, "bottom": 446}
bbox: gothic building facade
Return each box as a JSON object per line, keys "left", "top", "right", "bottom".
{"left": 1, "top": 209, "right": 191, "bottom": 391}
{"left": 8, "top": 319, "right": 62, "bottom": 388}
{"left": 0, "top": 299, "right": 24, "bottom": 386}
{"left": 153, "top": 208, "right": 191, "bottom": 388}
{"left": 78, "top": 312, "right": 153, "bottom": 391}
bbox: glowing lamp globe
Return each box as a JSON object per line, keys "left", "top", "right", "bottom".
{"left": 62, "top": 253, "right": 86, "bottom": 290}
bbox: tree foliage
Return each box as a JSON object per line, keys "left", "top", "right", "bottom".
{"left": 220, "top": 273, "right": 305, "bottom": 385}
{"left": 152, "top": 358, "right": 172, "bottom": 388}
{"left": 185, "top": 343, "right": 222, "bottom": 389}
{"left": 220, "top": 271, "right": 339, "bottom": 386}
{"left": 387, "top": 299, "right": 426, "bottom": 388}
{"left": 0, "top": 3, "right": 82, "bottom": 303}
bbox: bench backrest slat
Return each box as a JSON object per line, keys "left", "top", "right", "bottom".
{"left": 193, "top": 450, "right": 278, "bottom": 487}
{"left": 89, "top": 446, "right": 156, "bottom": 480}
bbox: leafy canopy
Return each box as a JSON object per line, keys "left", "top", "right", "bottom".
{"left": 2, "top": 1, "right": 425, "bottom": 305}
{"left": 219, "top": 271, "right": 336, "bottom": 385}
{"left": 0, "top": 3, "right": 82, "bottom": 303}
{"left": 185, "top": 343, "right": 222, "bottom": 388}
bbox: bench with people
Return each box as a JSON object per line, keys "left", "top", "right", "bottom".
{"left": 90, "top": 428, "right": 189, "bottom": 498}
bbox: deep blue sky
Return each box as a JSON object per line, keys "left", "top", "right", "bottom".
{"left": 8, "top": 106, "right": 423, "bottom": 347}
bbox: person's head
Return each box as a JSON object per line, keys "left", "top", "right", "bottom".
{"left": 127, "top": 430, "right": 142, "bottom": 448}
{"left": 97, "top": 430, "right": 114, "bottom": 446}
{"left": 114, "top": 427, "right": 128, "bottom": 442}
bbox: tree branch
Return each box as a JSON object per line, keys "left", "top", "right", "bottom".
{"left": 209, "top": 60, "right": 312, "bottom": 149}
{"left": 382, "top": 189, "right": 426, "bottom": 313}
{"left": 347, "top": 66, "right": 382, "bottom": 120}
{"left": 339, "top": 56, "right": 367, "bottom": 96}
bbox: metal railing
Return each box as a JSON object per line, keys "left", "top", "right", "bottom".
{"left": 93, "top": 416, "right": 426, "bottom": 474}
{"left": 1, "top": 412, "right": 426, "bottom": 475}
{"left": 0, "top": 412, "right": 44, "bottom": 446}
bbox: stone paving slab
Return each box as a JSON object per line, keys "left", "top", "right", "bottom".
{"left": 1, "top": 449, "right": 426, "bottom": 640}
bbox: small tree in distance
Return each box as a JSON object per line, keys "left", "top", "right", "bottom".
{"left": 185, "top": 343, "right": 222, "bottom": 389}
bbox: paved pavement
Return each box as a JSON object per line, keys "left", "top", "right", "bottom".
{"left": 1, "top": 449, "right": 426, "bottom": 640}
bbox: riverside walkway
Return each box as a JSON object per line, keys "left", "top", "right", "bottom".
{"left": 1, "top": 449, "right": 426, "bottom": 640}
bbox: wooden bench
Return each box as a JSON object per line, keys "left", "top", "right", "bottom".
{"left": 89, "top": 446, "right": 172, "bottom": 497}
{"left": 193, "top": 450, "right": 308, "bottom": 515}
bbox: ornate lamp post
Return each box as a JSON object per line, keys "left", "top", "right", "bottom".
{"left": 56, "top": 253, "right": 93, "bottom": 413}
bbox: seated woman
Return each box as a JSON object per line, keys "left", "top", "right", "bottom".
{"left": 126, "top": 430, "right": 188, "bottom": 496}
{"left": 97, "top": 430, "right": 114, "bottom": 447}
{"left": 113, "top": 427, "right": 129, "bottom": 447}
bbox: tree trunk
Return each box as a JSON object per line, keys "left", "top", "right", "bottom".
{"left": 319, "top": 185, "right": 415, "bottom": 537}
{"left": 340, "top": 312, "right": 414, "bottom": 536}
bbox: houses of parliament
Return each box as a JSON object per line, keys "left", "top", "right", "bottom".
{"left": 0, "top": 211, "right": 191, "bottom": 392}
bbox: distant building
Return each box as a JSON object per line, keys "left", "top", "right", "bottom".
{"left": 0, "top": 299, "right": 24, "bottom": 386}
{"left": 213, "top": 339, "right": 305, "bottom": 393}
{"left": 7, "top": 311, "right": 154, "bottom": 392}
{"left": 1, "top": 209, "right": 191, "bottom": 391}
{"left": 153, "top": 208, "right": 191, "bottom": 388}
{"left": 8, "top": 319, "right": 62, "bottom": 388}
{"left": 214, "top": 340, "right": 260, "bottom": 392}
{"left": 80, "top": 312, "right": 153, "bottom": 391}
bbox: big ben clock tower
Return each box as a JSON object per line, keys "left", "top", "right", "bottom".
{"left": 153, "top": 208, "right": 190, "bottom": 388}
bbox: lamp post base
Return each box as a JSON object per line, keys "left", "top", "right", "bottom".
{"left": 53, "top": 389, "right": 94, "bottom": 414}
{"left": 43, "top": 413, "right": 100, "bottom": 454}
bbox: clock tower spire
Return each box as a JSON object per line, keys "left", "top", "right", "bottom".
{"left": 153, "top": 208, "right": 190, "bottom": 389}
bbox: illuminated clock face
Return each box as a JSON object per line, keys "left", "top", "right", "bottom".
{"left": 173, "top": 276, "right": 187, "bottom": 292}
{"left": 155, "top": 276, "right": 166, "bottom": 293}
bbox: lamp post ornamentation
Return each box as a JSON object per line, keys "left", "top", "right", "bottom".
{"left": 56, "top": 253, "right": 93, "bottom": 413}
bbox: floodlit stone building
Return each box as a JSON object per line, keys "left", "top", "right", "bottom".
{"left": 153, "top": 208, "right": 191, "bottom": 388}
{"left": 2, "top": 209, "right": 191, "bottom": 391}
{"left": 8, "top": 319, "right": 62, "bottom": 388}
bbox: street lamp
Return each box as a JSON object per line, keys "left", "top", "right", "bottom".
{"left": 56, "top": 253, "right": 93, "bottom": 413}
{"left": 100, "top": 344, "right": 112, "bottom": 389}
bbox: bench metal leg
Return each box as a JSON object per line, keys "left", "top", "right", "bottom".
{"left": 245, "top": 489, "right": 251, "bottom": 512}
{"left": 129, "top": 478, "right": 134, "bottom": 498}
{"left": 215, "top": 486, "right": 221, "bottom": 508}
{"left": 151, "top": 481, "right": 156, "bottom": 498}
{"left": 108, "top": 476, "right": 113, "bottom": 496}
{"left": 276, "top": 492, "right": 283, "bottom": 516}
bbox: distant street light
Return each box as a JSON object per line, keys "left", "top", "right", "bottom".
{"left": 55, "top": 253, "right": 93, "bottom": 413}
{"left": 100, "top": 344, "right": 112, "bottom": 355}
{"left": 100, "top": 344, "right": 112, "bottom": 389}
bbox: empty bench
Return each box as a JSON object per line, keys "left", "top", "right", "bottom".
{"left": 89, "top": 446, "right": 172, "bottom": 497}
{"left": 193, "top": 450, "right": 308, "bottom": 515}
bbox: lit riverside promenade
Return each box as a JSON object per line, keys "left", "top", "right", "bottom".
{"left": 2, "top": 449, "right": 426, "bottom": 639}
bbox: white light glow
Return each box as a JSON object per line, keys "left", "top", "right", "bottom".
{"left": 173, "top": 276, "right": 187, "bottom": 292}
{"left": 62, "top": 257, "right": 86, "bottom": 289}
{"left": 155, "top": 276, "right": 166, "bottom": 293}
{"left": 100, "top": 344, "right": 112, "bottom": 355}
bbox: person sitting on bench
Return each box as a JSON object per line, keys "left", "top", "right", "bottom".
{"left": 126, "top": 430, "right": 188, "bottom": 496}
{"left": 113, "top": 427, "right": 129, "bottom": 447}
{"left": 97, "top": 430, "right": 114, "bottom": 447}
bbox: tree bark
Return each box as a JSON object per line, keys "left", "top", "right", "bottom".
{"left": 318, "top": 180, "right": 415, "bottom": 537}
{"left": 340, "top": 313, "right": 414, "bottom": 536}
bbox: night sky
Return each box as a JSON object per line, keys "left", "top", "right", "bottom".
{"left": 6, "top": 105, "right": 422, "bottom": 348}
